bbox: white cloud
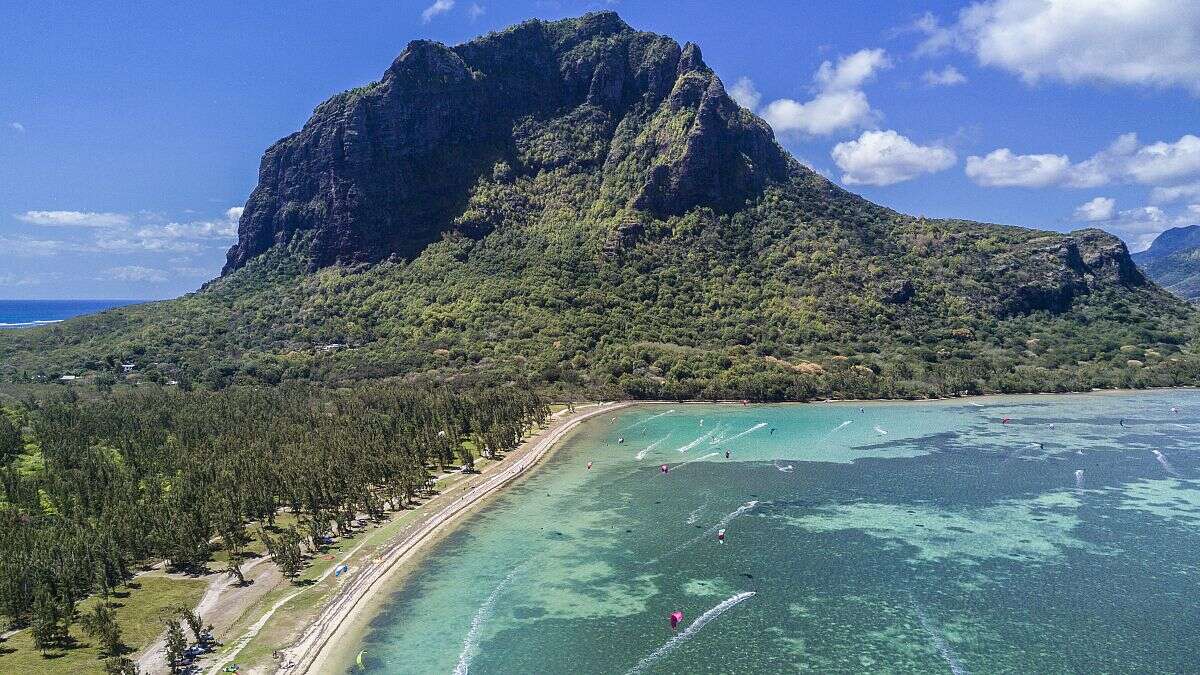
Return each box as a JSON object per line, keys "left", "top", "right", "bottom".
{"left": 421, "top": 0, "right": 454, "bottom": 23}
{"left": 965, "top": 148, "right": 1072, "bottom": 187}
{"left": 0, "top": 272, "right": 61, "bottom": 287}
{"left": 967, "top": 134, "right": 1200, "bottom": 188}
{"left": 8, "top": 122, "right": 24, "bottom": 133}
{"left": 93, "top": 237, "right": 202, "bottom": 254}
{"left": 1151, "top": 181, "right": 1200, "bottom": 204}
{"left": 923, "top": 0, "right": 1200, "bottom": 93}
{"left": 728, "top": 77, "right": 761, "bottom": 111}
{"left": 137, "top": 207, "right": 241, "bottom": 240}
{"left": 16, "top": 210, "right": 129, "bottom": 228}
{"left": 467, "top": 3, "right": 485, "bottom": 20}
{"left": 814, "top": 48, "right": 890, "bottom": 91}
{"left": 100, "top": 266, "right": 168, "bottom": 283}
{"left": 757, "top": 48, "right": 890, "bottom": 137}
{"left": 912, "top": 11, "right": 957, "bottom": 57}
{"left": 1072, "top": 196, "right": 1116, "bottom": 222}
{"left": 831, "top": 130, "right": 956, "bottom": 186}
{"left": 762, "top": 90, "right": 875, "bottom": 137}
{"left": 921, "top": 65, "right": 967, "bottom": 86}
{"left": 1125, "top": 135, "right": 1200, "bottom": 184}
{"left": 1100, "top": 206, "right": 1172, "bottom": 251}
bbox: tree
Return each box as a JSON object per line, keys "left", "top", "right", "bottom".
{"left": 103, "top": 656, "right": 140, "bottom": 674}
{"left": 163, "top": 619, "right": 187, "bottom": 673}
{"left": 80, "top": 602, "right": 125, "bottom": 656}
{"left": 225, "top": 557, "right": 247, "bottom": 587}
{"left": 176, "top": 606, "right": 204, "bottom": 643}
{"left": 30, "top": 592, "right": 67, "bottom": 655}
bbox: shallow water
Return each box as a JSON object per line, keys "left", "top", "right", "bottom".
{"left": 351, "top": 392, "right": 1200, "bottom": 673}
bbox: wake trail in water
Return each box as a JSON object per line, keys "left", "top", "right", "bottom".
{"left": 636, "top": 434, "right": 670, "bottom": 460}
{"left": 648, "top": 501, "right": 762, "bottom": 565}
{"left": 874, "top": 425, "right": 888, "bottom": 435}
{"left": 815, "top": 420, "right": 852, "bottom": 445}
{"left": 453, "top": 566, "right": 523, "bottom": 675}
{"left": 624, "top": 409, "right": 676, "bottom": 431}
{"left": 1075, "top": 469, "right": 1085, "bottom": 488}
{"left": 625, "top": 592, "right": 756, "bottom": 675}
{"left": 910, "top": 597, "right": 968, "bottom": 675}
{"left": 721, "top": 422, "right": 768, "bottom": 444}
{"left": 676, "top": 430, "right": 716, "bottom": 454}
{"left": 686, "top": 502, "right": 707, "bottom": 525}
{"left": 1153, "top": 450, "right": 1181, "bottom": 477}
{"left": 774, "top": 460, "right": 795, "bottom": 473}
{"left": 674, "top": 452, "right": 719, "bottom": 470}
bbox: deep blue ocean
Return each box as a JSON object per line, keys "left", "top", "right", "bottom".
{"left": 0, "top": 299, "right": 139, "bottom": 329}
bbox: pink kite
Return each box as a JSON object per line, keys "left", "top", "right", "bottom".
{"left": 669, "top": 610, "right": 684, "bottom": 630}
{"left": 660, "top": 464, "right": 669, "bottom": 474}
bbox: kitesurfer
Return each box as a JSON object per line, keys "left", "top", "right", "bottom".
{"left": 717, "top": 528, "right": 726, "bottom": 544}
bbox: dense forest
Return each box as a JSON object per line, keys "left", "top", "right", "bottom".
{"left": 0, "top": 383, "right": 546, "bottom": 672}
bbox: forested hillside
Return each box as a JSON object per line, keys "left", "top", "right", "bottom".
{"left": 1, "top": 12, "right": 1197, "bottom": 400}
{"left": 1134, "top": 225, "right": 1200, "bottom": 301}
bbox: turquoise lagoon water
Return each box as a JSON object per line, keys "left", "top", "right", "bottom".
{"left": 352, "top": 392, "right": 1200, "bottom": 673}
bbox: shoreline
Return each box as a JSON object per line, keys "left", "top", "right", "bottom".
{"left": 280, "top": 401, "right": 631, "bottom": 675}
{"left": 230, "top": 387, "right": 1191, "bottom": 674}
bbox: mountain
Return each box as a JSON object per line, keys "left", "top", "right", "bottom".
{"left": 1133, "top": 225, "right": 1200, "bottom": 301}
{"left": 1, "top": 12, "right": 1198, "bottom": 400}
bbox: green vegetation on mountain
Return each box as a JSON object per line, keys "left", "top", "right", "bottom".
{"left": 1133, "top": 225, "right": 1200, "bottom": 301}
{"left": 1, "top": 11, "right": 1198, "bottom": 400}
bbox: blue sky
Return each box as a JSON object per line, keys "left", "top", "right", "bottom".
{"left": 2, "top": 0, "right": 1199, "bottom": 299}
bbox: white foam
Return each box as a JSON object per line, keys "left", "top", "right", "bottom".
{"left": 453, "top": 566, "right": 523, "bottom": 675}
{"left": 722, "top": 422, "right": 768, "bottom": 444}
{"left": 675, "top": 430, "right": 716, "bottom": 454}
{"left": 1153, "top": 450, "right": 1181, "bottom": 477}
{"left": 912, "top": 598, "right": 968, "bottom": 675}
{"left": 674, "top": 452, "right": 719, "bottom": 470}
{"left": 625, "top": 592, "right": 756, "bottom": 675}
{"left": 1074, "top": 469, "right": 1085, "bottom": 488}
{"left": 873, "top": 425, "right": 888, "bottom": 436}
{"left": 636, "top": 434, "right": 670, "bottom": 461}
{"left": 0, "top": 319, "right": 62, "bottom": 327}
{"left": 686, "top": 503, "right": 706, "bottom": 525}
{"left": 624, "top": 409, "right": 676, "bottom": 431}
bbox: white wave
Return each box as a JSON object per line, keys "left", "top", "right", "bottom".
{"left": 912, "top": 598, "right": 968, "bottom": 675}
{"left": 1074, "top": 469, "right": 1084, "bottom": 489}
{"left": 674, "top": 452, "right": 719, "bottom": 470}
{"left": 774, "top": 461, "right": 794, "bottom": 473}
{"left": 0, "top": 319, "right": 62, "bottom": 327}
{"left": 649, "top": 501, "right": 761, "bottom": 564}
{"left": 624, "top": 409, "right": 676, "bottom": 431}
{"left": 453, "top": 567, "right": 523, "bottom": 675}
{"left": 1153, "top": 450, "right": 1181, "bottom": 477}
{"left": 675, "top": 430, "right": 716, "bottom": 454}
{"left": 625, "top": 592, "right": 756, "bottom": 675}
{"left": 873, "top": 425, "right": 888, "bottom": 436}
{"left": 635, "top": 434, "right": 670, "bottom": 461}
{"left": 686, "top": 502, "right": 707, "bottom": 525}
{"left": 722, "top": 422, "right": 768, "bottom": 445}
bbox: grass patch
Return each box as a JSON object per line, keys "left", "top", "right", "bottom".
{"left": 0, "top": 574, "right": 206, "bottom": 675}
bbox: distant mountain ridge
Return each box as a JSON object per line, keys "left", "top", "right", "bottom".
{"left": 1133, "top": 225, "right": 1200, "bottom": 301}
{"left": 1, "top": 12, "right": 1197, "bottom": 399}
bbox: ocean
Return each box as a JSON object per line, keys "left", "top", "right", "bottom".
{"left": 0, "top": 299, "right": 139, "bottom": 329}
{"left": 350, "top": 391, "right": 1200, "bottom": 673}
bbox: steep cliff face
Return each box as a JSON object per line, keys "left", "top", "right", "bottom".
{"left": 224, "top": 12, "right": 791, "bottom": 273}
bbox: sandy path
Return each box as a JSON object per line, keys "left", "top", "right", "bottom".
{"left": 271, "top": 401, "right": 628, "bottom": 675}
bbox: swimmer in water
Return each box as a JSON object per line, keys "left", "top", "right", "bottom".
{"left": 770, "top": 428, "right": 776, "bottom": 435}
{"left": 587, "top": 461, "right": 592, "bottom": 470}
